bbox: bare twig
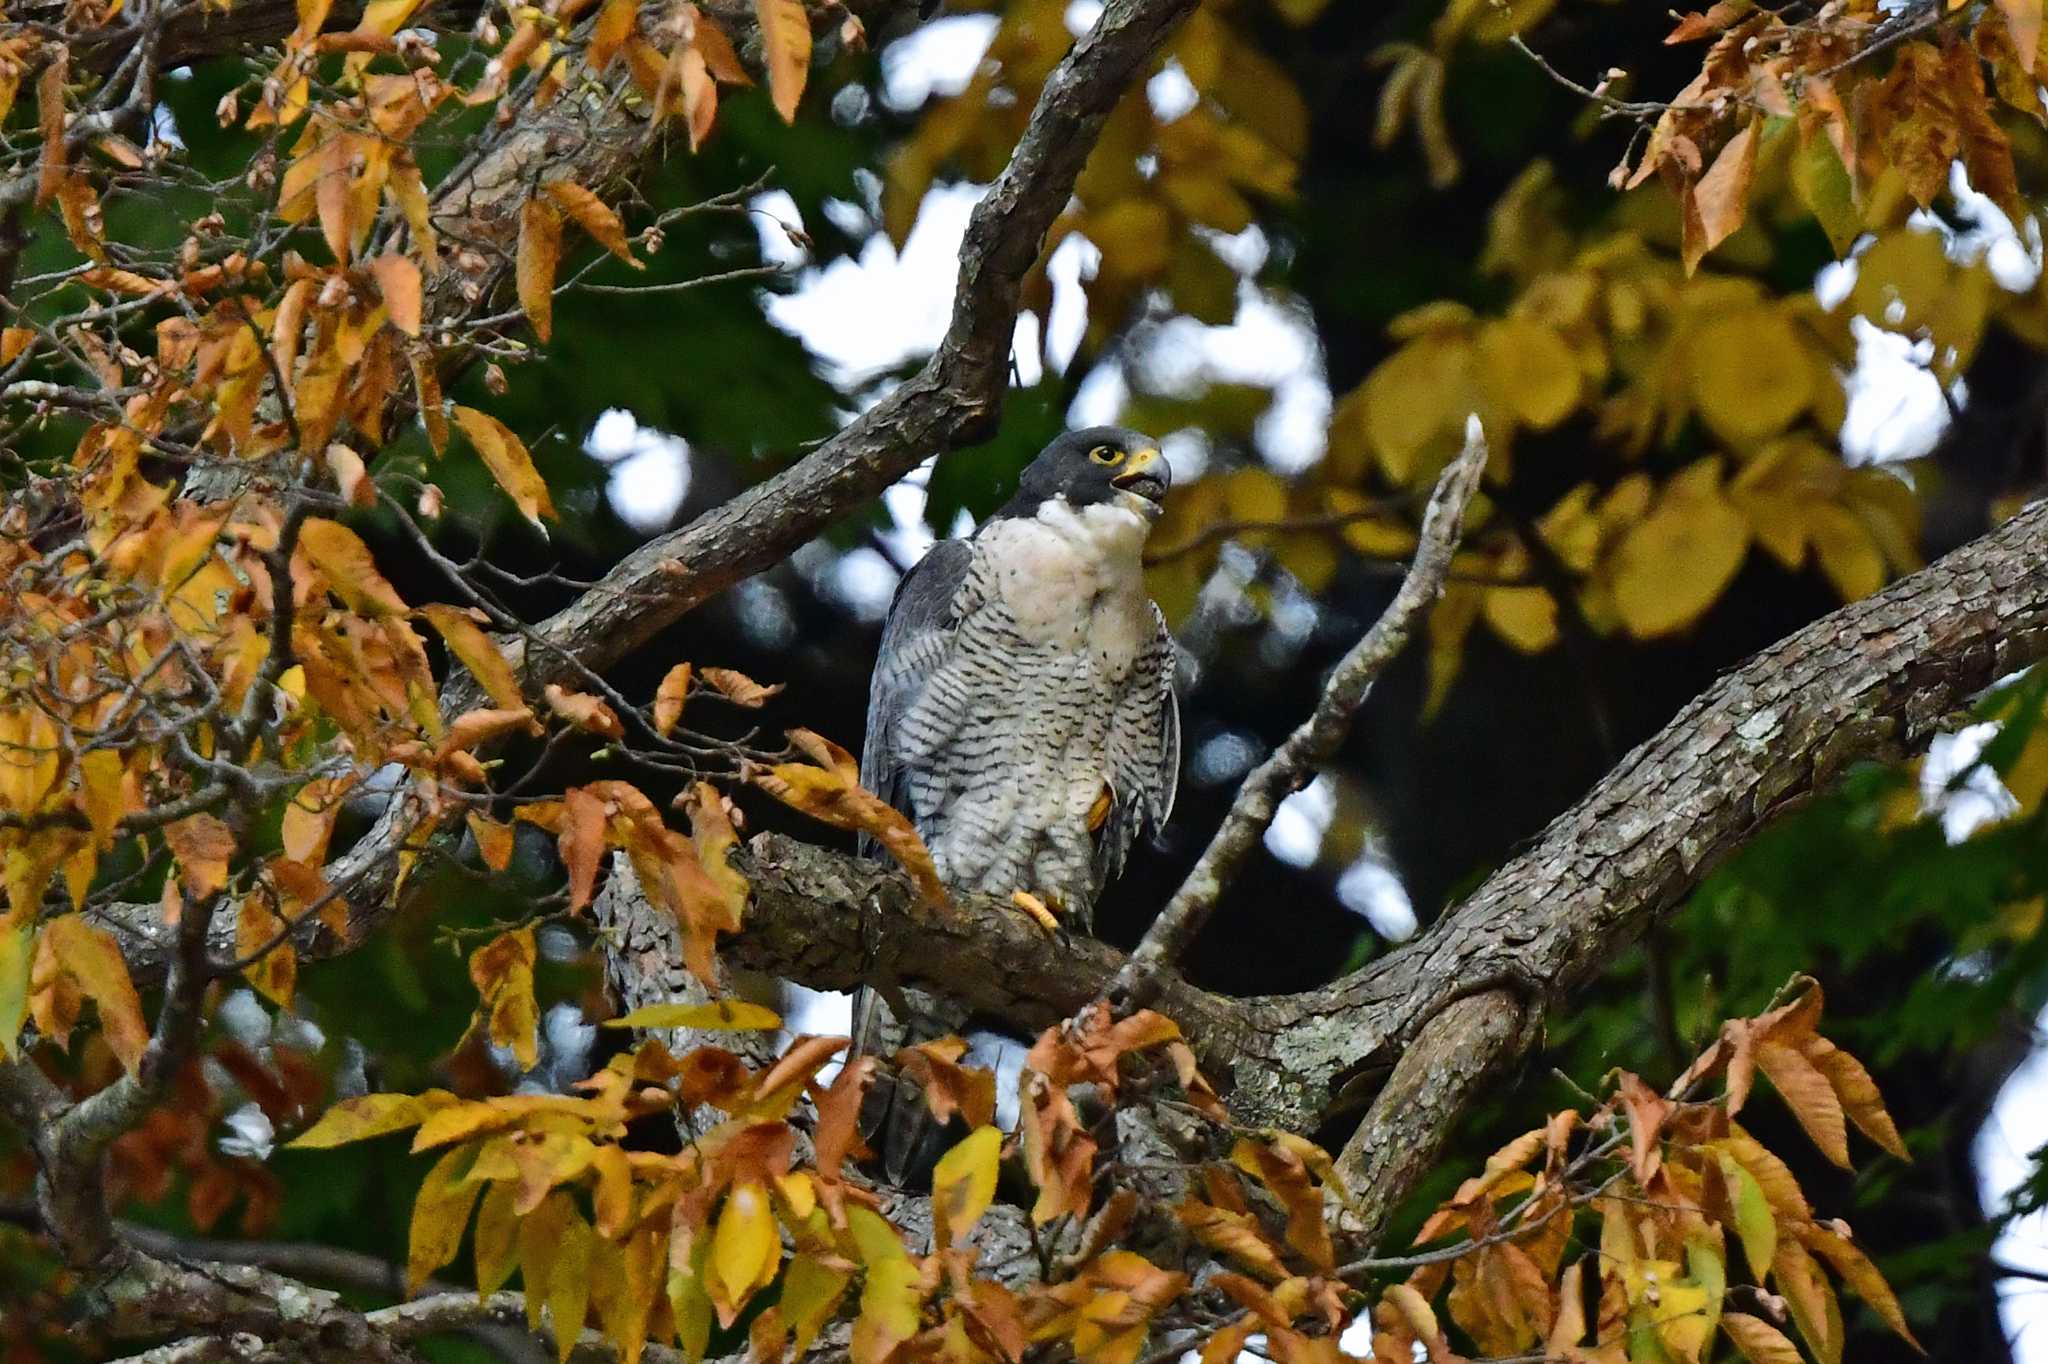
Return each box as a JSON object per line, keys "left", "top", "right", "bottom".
{"left": 1114, "top": 417, "right": 1490, "bottom": 998}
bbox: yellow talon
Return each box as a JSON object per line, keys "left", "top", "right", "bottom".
{"left": 1086, "top": 784, "right": 1113, "bottom": 832}
{"left": 1011, "top": 890, "right": 1061, "bottom": 935}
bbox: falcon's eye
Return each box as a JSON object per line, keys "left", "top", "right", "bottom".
{"left": 1087, "top": 445, "right": 1125, "bottom": 466}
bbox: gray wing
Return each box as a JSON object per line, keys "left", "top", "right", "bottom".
{"left": 859, "top": 539, "right": 974, "bottom": 853}
{"left": 1093, "top": 603, "right": 1181, "bottom": 890}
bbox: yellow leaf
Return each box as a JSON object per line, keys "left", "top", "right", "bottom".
{"left": 781, "top": 1254, "right": 851, "bottom": 1359}
{"left": 548, "top": 1206, "right": 594, "bottom": 1364}
{"left": 300, "top": 517, "right": 410, "bottom": 616}
{"left": 1609, "top": 462, "right": 1749, "bottom": 639}
{"left": 1476, "top": 316, "right": 1579, "bottom": 428}
{"left": 1482, "top": 585, "right": 1557, "bottom": 654}
{"left": 932, "top": 1125, "right": 1000, "bottom": 1244}
{"left": 474, "top": 1181, "right": 520, "bottom": 1297}
{"left": 1807, "top": 504, "right": 1885, "bottom": 601}
{"left": 409, "top": 1143, "right": 485, "bottom": 1293}
{"left": 0, "top": 917, "right": 32, "bottom": 1061}
{"left": 370, "top": 252, "right": 423, "bottom": 336}
{"left": 290, "top": 1091, "right": 449, "bottom": 1147}
{"left": 418, "top": 604, "right": 525, "bottom": 713}
{"left": 0, "top": 328, "right": 32, "bottom": 366}
{"left": 712, "top": 1181, "right": 778, "bottom": 1322}
{"left": 452, "top": 405, "right": 559, "bottom": 526}
{"left": 1721, "top": 1311, "right": 1804, "bottom": 1364}
{"left": 1689, "top": 306, "right": 1812, "bottom": 446}
{"left": 544, "top": 180, "right": 641, "bottom": 266}
{"left": 754, "top": 0, "right": 810, "bottom": 122}
{"left": 605, "top": 999, "right": 781, "bottom": 1030}
{"left": 854, "top": 1255, "right": 923, "bottom": 1364}
{"left": 655, "top": 662, "right": 692, "bottom": 736}
{"left": 520, "top": 1192, "right": 575, "bottom": 1332}
{"left": 1361, "top": 333, "right": 1472, "bottom": 485}
{"left": 518, "top": 197, "right": 562, "bottom": 342}
{"left": 750, "top": 753, "right": 944, "bottom": 907}
{"left": 43, "top": 913, "right": 148, "bottom": 1073}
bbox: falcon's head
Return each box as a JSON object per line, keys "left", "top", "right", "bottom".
{"left": 1009, "top": 426, "right": 1169, "bottom": 518}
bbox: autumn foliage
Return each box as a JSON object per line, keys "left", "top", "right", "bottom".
{"left": 3, "top": 0, "right": 2047, "bottom": 1360}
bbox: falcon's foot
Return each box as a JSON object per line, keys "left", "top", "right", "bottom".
{"left": 1010, "top": 889, "right": 1062, "bottom": 936}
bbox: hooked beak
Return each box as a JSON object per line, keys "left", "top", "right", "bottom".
{"left": 1110, "top": 448, "right": 1168, "bottom": 502}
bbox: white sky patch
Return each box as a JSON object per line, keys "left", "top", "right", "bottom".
{"left": 830, "top": 546, "right": 903, "bottom": 621}
{"left": 1838, "top": 318, "right": 1955, "bottom": 467}
{"left": 1919, "top": 721, "right": 2020, "bottom": 844}
{"left": 880, "top": 14, "right": 998, "bottom": 111}
{"left": 1266, "top": 775, "right": 1335, "bottom": 868}
{"left": 1064, "top": 0, "right": 1104, "bottom": 35}
{"left": 1147, "top": 61, "right": 1200, "bottom": 122}
{"left": 1977, "top": 1005, "right": 2048, "bottom": 1362}
{"left": 586, "top": 408, "right": 692, "bottom": 532}
{"left": 1337, "top": 856, "right": 1418, "bottom": 942}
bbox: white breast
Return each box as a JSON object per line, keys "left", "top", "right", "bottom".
{"left": 978, "top": 498, "right": 1155, "bottom": 674}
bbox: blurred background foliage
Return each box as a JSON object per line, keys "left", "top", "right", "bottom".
{"left": 10, "top": 0, "right": 2048, "bottom": 1359}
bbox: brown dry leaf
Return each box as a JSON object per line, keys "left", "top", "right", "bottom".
{"left": 517, "top": 196, "right": 562, "bottom": 342}
{"left": 754, "top": 0, "right": 810, "bottom": 123}
{"left": 300, "top": 517, "right": 410, "bottom": 616}
{"left": 36, "top": 50, "right": 68, "bottom": 209}
{"left": 543, "top": 180, "right": 641, "bottom": 267}
{"left": 369, "top": 252, "right": 423, "bottom": 336}
{"left": 451, "top": 405, "right": 559, "bottom": 526}
{"left": 1721, "top": 1311, "right": 1803, "bottom": 1364}
{"left": 166, "top": 813, "right": 236, "bottom": 898}
{"left": 442, "top": 706, "right": 544, "bottom": 756}
{"left": 701, "top": 667, "right": 782, "bottom": 707}
{"left": 1803, "top": 1035, "right": 1909, "bottom": 1160}
{"left": 692, "top": 9, "right": 750, "bottom": 82}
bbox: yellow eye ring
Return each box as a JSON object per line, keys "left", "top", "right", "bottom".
{"left": 1088, "top": 445, "right": 1124, "bottom": 466}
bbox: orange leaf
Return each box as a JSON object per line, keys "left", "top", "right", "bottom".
{"left": 544, "top": 180, "right": 641, "bottom": 266}
{"left": 544, "top": 683, "right": 625, "bottom": 740}
{"left": 237, "top": 895, "right": 297, "bottom": 1008}
{"left": 753, "top": 0, "right": 810, "bottom": 122}
{"left": 560, "top": 784, "right": 607, "bottom": 912}
{"left": 41, "top": 914, "right": 147, "bottom": 1073}
{"left": 470, "top": 927, "right": 540, "bottom": 1070}
{"left": 1803, "top": 1035, "right": 1909, "bottom": 1160}
{"left": 370, "top": 252, "right": 423, "bottom": 336}
{"left": 299, "top": 517, "right": 410, "bottom": 616}
{"left": 1756, "top": 1040, "right": 1850, "bottom": 1168}
{"left": 1798, "top": 1224, "right": 1921, "bottom": 1350}
{"left": 589, "top": 0, "right": 636, "bottom": 69}
{"left": 517, "top": 197, "right": 562, "bottom": 341}
{"left": 282, "top": 774, "right": 358, "bottom": 865}
{"left": 1685, "top": 116, "right": 1759, "bottom": 274}
{"left": 418, "top": 603, "right": 525, "bottom": 713}
{"left": 166, "top": 813, "right": 236, "bottom": 898}
{"left": 654, "top": 662, "right": 692, "bottom": 736}
{"left": 467, "top": 812, "right": 517, "bottom": 871}
{"left": 692, "top": 9, "right": 750, "bottom": 83}
{"left": 702, "top": 667, "right": 782, "bottom": 707}
{"left": 452, "top": 405, "right": 559, "bottom": 526}
{"left": 749, "top": 751, "right": 943, "bottom": 907}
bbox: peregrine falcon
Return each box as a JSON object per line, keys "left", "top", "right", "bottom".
{"left": 852, "top": 428, "right": 1180, "bottom": 1050}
